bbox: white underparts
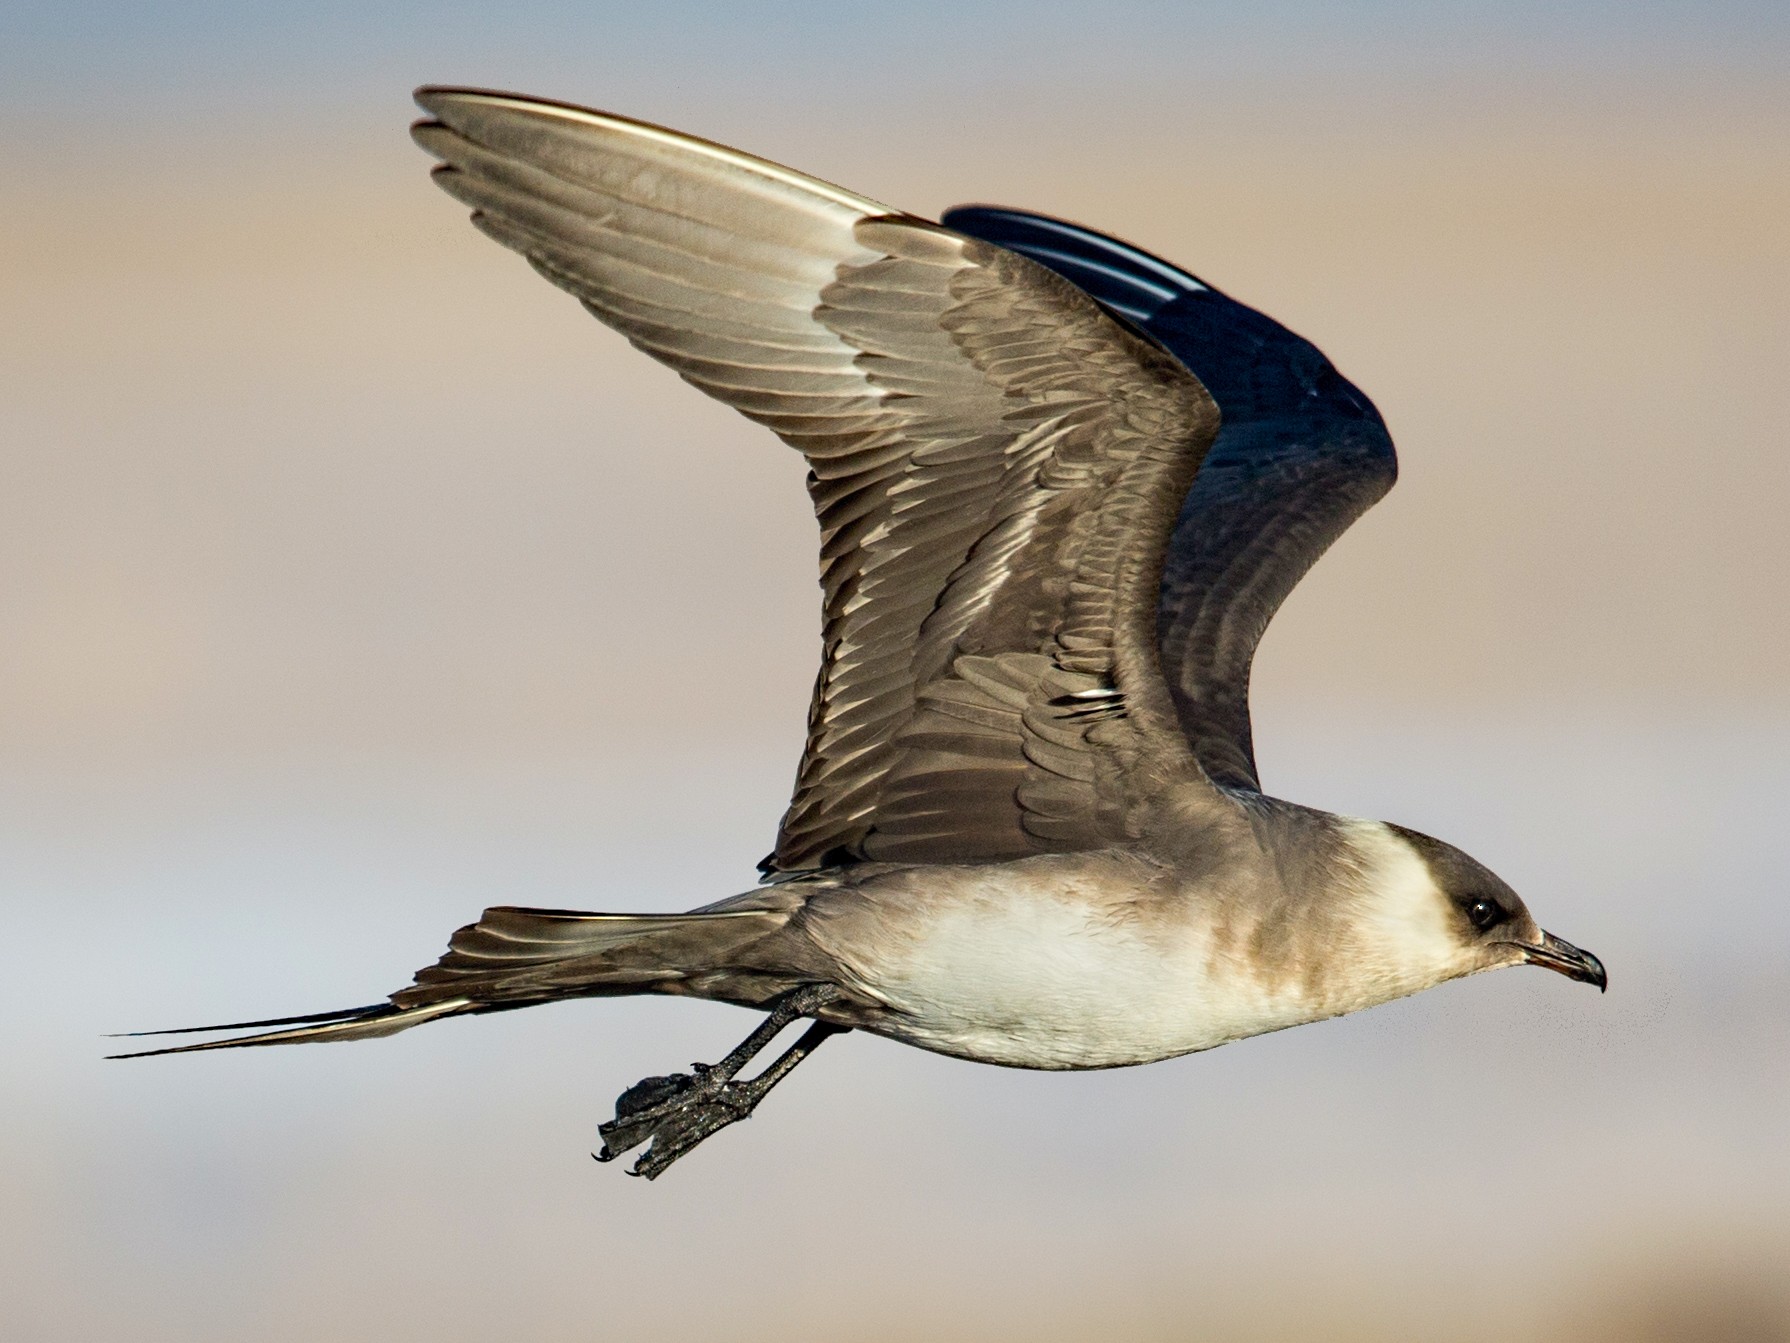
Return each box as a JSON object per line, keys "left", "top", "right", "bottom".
{"left": 813, "top": 861, "right": 1346, "bottom": 1069}
{"left": 806, "top": 828, "right": 1472, "bottom": 1071}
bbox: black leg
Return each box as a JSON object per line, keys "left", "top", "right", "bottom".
{"left": 625, "top": 1020, "right": 845, "bottom": 1180}
{"left": 595, "top": 984, "right": 847, "bottom": 1179}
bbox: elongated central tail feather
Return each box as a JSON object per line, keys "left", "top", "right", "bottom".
{"left": 107, "top": 999, "right": 472, "bottom": 1058}
{"left": 111, "top": 904, "right": 791, "bottom": 1058}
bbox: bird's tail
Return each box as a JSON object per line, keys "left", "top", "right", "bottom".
{"left": 109, "top": 904, "right": 792, "bottom": 1058}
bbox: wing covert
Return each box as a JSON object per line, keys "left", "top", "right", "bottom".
{"left": 413, "top": 92, "right": 1223, "bottom": 872}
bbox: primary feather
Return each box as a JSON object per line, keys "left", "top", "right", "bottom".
{"left": 412, "top": 90, "right": 1224, "bottom": 872}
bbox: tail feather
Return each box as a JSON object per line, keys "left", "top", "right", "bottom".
{"left": 394, "top": 905, "right": 785, "bottom": 1008}
{"left": 112, "top": 903, "right": 794, "bottom": 1058}
{"left": 107, "top": 999, "right": 472, "bottom": 1058}
{"left": 112, "top": 1004, "right": 393, "bottom": 1037}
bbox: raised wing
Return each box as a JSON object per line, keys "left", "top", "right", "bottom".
{"left": 412, "top": 91, "right": 1222, "bottom": 873}
{"left": 942, "top": 207, "right": 1397, "bottom": 790}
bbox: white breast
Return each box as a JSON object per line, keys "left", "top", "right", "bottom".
{"left": 807, "top": 861, "right": 1328, "bottom": 1070}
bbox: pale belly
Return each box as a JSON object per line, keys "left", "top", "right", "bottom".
{"left": 798, "top": 859, "right": 1331, "bottom": 1070}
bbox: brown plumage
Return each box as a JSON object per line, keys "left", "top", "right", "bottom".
{"left": 114, "top": 90, "right": 1604, "bottom": 1180}
{"left": 414, "top": 91, "right": 1222, "bottom": 871}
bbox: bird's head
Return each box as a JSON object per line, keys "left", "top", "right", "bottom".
{"left": 1343, "top": 820, "right": 1606, "bottom": 998}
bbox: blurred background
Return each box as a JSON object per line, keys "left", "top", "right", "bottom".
{"left": 3, "top": 3, "right": 1787, "bottom": 1340}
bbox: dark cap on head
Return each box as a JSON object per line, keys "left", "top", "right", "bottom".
{"left": 1386, "top": 823, "right": 1606, "bottom": 990}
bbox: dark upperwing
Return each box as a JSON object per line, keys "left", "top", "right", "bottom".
{"left": 942, "top": 207, "right": 1398, "bottom": 791}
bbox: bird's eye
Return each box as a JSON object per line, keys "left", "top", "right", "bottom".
{"left": 1466, "top": 899, "right": 1503, "bottom": 931}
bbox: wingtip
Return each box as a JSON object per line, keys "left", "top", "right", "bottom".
{"left": 413, "top": 84, "right": 482, "bottom": 112}
{"left": 411, "top": 85, "right": 516, "bottom": 132}
{"left": 411, "top": 85, "right": 489, "bottom": 136}
{"left": 412, "top": 85, "right": 602, "bottom": 122}
{"left": 408, "top": 87, "right": 593, "bottom": 156}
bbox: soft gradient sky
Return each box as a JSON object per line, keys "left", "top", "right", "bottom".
{"left": 4, "top": 4, "right": 1787, "bottom": 1341}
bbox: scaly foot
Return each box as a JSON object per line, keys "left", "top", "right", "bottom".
{"left": 595, "top": 1010, "right": 845, "bottom": 1178}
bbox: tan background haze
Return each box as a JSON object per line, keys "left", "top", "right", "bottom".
{"left": 3, "top": 3, "right": 1787, "bottom": 1340}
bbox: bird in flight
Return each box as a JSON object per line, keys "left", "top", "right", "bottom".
{"left": 116, "top": 88, "right": 1606, "bottom": 1178}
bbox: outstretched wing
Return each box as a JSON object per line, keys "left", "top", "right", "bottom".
{"left": 942, "top": 207, "right": 1397, "bottom": 790}
{"left": 413, "top": 91, "right": 1223, "bottom": 873}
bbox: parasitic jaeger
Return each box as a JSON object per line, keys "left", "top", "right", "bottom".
{"left": 115, "top": 88, "right": 1608, "bottom": 1179}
